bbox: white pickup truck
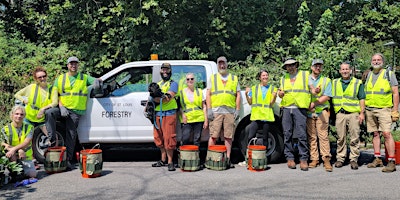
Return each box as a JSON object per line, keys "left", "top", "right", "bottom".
{"left": 32, "top": 60, "right": 284, "bottom": 163}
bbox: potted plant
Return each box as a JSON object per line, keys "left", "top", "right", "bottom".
{"left": 0, "top": 155, "right": 23, "bottom": 188}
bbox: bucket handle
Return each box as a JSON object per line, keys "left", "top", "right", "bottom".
{"left": 88, "top": 143, "right": 101, "bottom": 154}
{"left": 248, "top": 137, "right": 257, "bottom": 147}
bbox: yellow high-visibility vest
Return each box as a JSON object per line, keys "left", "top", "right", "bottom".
{"left": 250, "top": 84, "right": 276, "bottom": 121}
{"left": 332, "top": 77, "right": 361, "bottom": 113}
{"left": 280, "top": 70, "right": 311, "bottom": 108}
{"left": 25, "top": 84, "right": 55, "bottom": 122}
{"left": 210, "top": 73, "right": 238, "bottom": 108}
{"left": 4, "top": 123, "right": 34, "bottom": 160}
{"left": 57, "top": 73, "right": 88, "bottom": 110}
{"left": 365, "top": 69, "right": 392, "bottom": 108}
{"left": 155, "top": 80, "right": 178, "bottom": 111}
{"left": 180, "top": 88, "right": 205, "bottom": 123}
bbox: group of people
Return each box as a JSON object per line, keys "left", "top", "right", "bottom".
{"left": 152, "top": 53, "right": 399, "bottom": 174}
{"left": 151, "top": 57, "right": 241, "bottom": 171}
{"left": 0, "top": 56, "right": 101, "bottom": 179}
{"left": 279, "top": 53, "right": 398, "bottom": 173}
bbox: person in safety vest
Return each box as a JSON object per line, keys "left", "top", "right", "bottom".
{"left": 45, "top": 56, "right": 102, "bottom": 170}
{"left": 14, "top": 66, "right": 58, "bottom": 146}
{"left": 365, "top": 53, "right": 399, "bottom": 173}
{"left": 151, "top": 63, "right": 179, "bottom": 171}
{"left": 332, "top": 61, "right": 365, "bottom": 170}
{"left": 206, "top": 56, "right": 241, "bottom": 169}
{"left": 1, "top": 105, "right": 37, "bottom": 178}
{"left": 278, "top": 58, "right": 311, "bottom": 171}
{"left": 238, "top": 69, "right": 277, "bottom": 167}
{"left": 179, "top": 73, "right": 208, "bottom": 146}
{"left": 306, "top": 59, "right": 333, "bottom": 172}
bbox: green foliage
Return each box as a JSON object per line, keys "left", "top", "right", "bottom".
{"left": 0, "top": 27, "right": 78, "bottom": 126}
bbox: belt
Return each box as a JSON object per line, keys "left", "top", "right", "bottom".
{"left": 338, "top": 109, "right": 352, "bottom": 114}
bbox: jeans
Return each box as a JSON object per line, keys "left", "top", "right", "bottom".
{"left": 181, "top": 122, "right": 204, "bottom": 146}
{"left": 45, "top": 107, "right": 81, "bottom": 160}
{"left": 282, "top": 107, "right": 309, "bottom": 161}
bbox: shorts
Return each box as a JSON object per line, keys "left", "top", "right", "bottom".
{"left": 366, "top": 108, "right": 392, "bottom": 133}
{"left": 209, "top": 113, "right": 235, "bottom": 139}
{"left": 21, "top": 160, "right": 37, "bottom": 178}
{"left": 153, "top": 114, "right": 177, "bottom": 150}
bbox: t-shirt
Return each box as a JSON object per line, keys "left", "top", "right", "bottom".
{"left": 309, "top": 75, "right": 332, "bottom": 98}
{"left": 369, "top": 69, "right": 398, "bottom": 87}
{"left": 15, "top": 83, "right": 58, "bottom": 108}
{"left": 206, "top": 73, "right": 241, "bottom": 114}
{"left": 340, "top": 78, "right": 366, "bottom": 100}
{"left": 248, "top": 84, "right": 270, "bottom": 99}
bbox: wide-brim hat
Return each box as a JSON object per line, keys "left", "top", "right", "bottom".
{"left": 282, "top": 58, "right": 299, "bottom": 69}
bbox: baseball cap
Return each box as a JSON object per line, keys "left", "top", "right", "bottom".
{"left": 312, "top": 59, "right": 324, "bottom": 66}
{"left": 282, "top": 58, "right": 298, "bottom": 69}
{"left": 67, "top": 56, "right": 80, "bottom": 64}
{"left": 161, "top": 63, "right": 171, "bottom": 69}
{"left": 217, "top": 56, "right": 227, "bottom": 63}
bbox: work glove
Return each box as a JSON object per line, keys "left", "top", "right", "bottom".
{"left": 234, "top": 110, "right": 240, "bottom": 120}
{"left": 207, "top": 108, "right": 214, "bottom": 121}
{"left": 59, "top": 106, "right": 69, "bottom": 117}
{"left": 93, "top": 79, "right": 102, "bottom": 90}
{"left": 391, "top": 110, "right": 399, "bottom": 122}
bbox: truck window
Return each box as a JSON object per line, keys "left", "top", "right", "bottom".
{"left": 106, "top": 67, "right": 152, "bottom": 97}
{"left": 171, "top": 65, "right": 207, "bottom": 90}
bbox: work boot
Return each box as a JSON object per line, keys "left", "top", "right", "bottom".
{"left": 382, "top": 160, "right": 397, "bottom": 173}
{"left": 287, "top": 160, "right": 296, "bottom": 169}
{"left": 308, "top": 160, "right": 319, "bottom": 168}
{"left": 350, "top": 161, "right": 358, "bottom": 170}
{"left": 300, "top": 160, "right": 308, "bottom": 171}
{"left": 367, "top": 157, "right": 383, "bottom": 168}
{"left": 323, "top": 159, "right": 333, "bottom": 172}
{"left": 334, "top": 161, "right": 343, "bottom": 168}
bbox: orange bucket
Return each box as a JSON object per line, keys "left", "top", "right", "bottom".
{"left": 208, "top": 145, "right": 227, "bottom": 152}
{"left": 80, "top": 149, "right": 103, "bottom": 178}
{"left": 44, "top": 146, "right": 67, "bottom": 173}
{"left": 205, "top": 145, "right": 227, "bottom": 170}
{"left": 179, "top": 145, "right": 200, "bottom": 171}
{"left": 247, "top": 145, "right": 267, "bottom": 171}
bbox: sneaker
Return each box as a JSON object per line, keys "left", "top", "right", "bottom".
{"left": 334, "top": 161, "right": 343, "bottom": 168}
{"left": 308, "top": 160, "right": 319, "bottom": 168}
{"left": 151, "top": 160, "right": 166, "bottom": 167}
{"left": 382, "top": 160, "right": 397, "bottom": 173}
{"left": 227, "top": 160, "right": 235, "bottom": 169}
{"left": 350, "top": 161, "right": 358, "bottom": 170}
{"left": 367, "top": 158, "right": 383, "bottom": 168}
{"left": 287, "top": 160, "right": 296, "bottom": 169}
{"left": 238, "top": 161, "right": 247, "bottom": 167}
{"left": 300, "top": 160, "right": 308, "bottom": 171}
{"left": 168, "top": 163, "right": 176, "bottom": 171}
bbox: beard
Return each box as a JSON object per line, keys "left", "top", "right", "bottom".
{"left": 218, "top": 68, "right": 228, "bottom": 75}
{"left": 372, "top": 63, "right": 383, "bottom": 69}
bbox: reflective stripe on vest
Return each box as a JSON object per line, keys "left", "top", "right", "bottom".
{"left": 25, "top": 84, "right": 53, "bottom": 122}
{"left": 365, "top": 69, "right": 392, "bottom": 108}
{"left": 155, "top": 80, "right": 178, "bottom": 111}
{"left": 250, "top": 84, "right": 275, "bottom": 121}
{"left": 332, "top": 77, "right": 361, "bottom": 113}
{"left": 180, "top": 88, "right": 205, "bottom": 123}
{"left": 280, "top": 70, "right": 311, "bottom": 108}
{"left": 210, "top": 73, "right": 238, "bottom": 108}
{"left": 311, "top": 77, "right": 331, "bottom": 113}
{"left": 57, "top": 73, "right": 88, "bottom": 110}
{"left": 6, "top": 123, "right": 33, "bottom": 160}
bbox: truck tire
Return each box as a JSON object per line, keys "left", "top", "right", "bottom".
{"left": 32, "top": 127, "right": 65, "bottom": 163}
{"left": 237, "top": 121, "right": 284, "bottom": 164}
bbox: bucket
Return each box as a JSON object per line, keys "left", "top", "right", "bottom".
{"left": 205, "top": 145, "right": 227, "bottom": 170}
{"left": 79, "top": 146, "right": 103, "bottom": 178}
{"left": 385, "top": 141, "right": 400, "bottom": 165}
{"left": 44, "top": 146, "right": 67, "bottom": 173}
{"left": 178, "top": 145, "right": 200, "bottom": 171}
{"left": 247, "top": 145, "right": 267, "bottom": 171}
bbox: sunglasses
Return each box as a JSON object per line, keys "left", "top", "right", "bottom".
{"left": 37, "top": 75, "right": 47, "bottom": 79}
{"left": 186, "top": 78, "right": 194, "bottom": 81}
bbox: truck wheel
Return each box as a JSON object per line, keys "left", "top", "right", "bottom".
{"left": 265, "top": 124, "right": 284, "bottom": 163}
{"left": 32, "top": 127, "right": 65, "bottom": 163}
